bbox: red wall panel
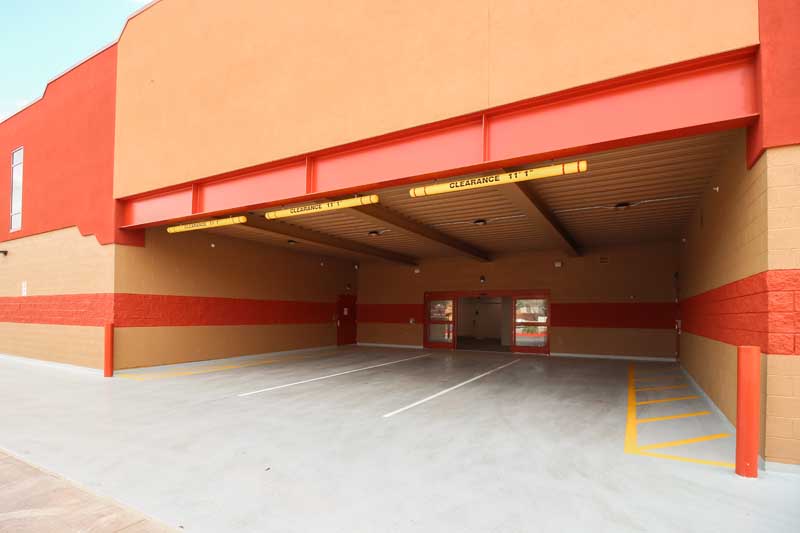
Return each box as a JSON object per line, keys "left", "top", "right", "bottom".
{"left": 0, "top": 46, "right": 138, "bottom": 245}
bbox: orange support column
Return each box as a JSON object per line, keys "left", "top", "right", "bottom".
{"left": 735, "top": 345, "right": 760, "bottom": 478}
{"left": 104, "top": 322, "right": 115, "bottom": 378}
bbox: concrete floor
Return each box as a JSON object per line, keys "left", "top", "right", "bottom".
{"left": 0, "top": 347, "right": 798, "bottom": 533}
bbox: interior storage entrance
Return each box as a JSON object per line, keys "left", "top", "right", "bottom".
{"left": 424, "top": 291, "right": 550, "bottom": 354}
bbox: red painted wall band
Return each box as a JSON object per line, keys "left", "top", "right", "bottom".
{"left": 680, "top": 270, "right": 800, "bottom": 355}
{"left": 0, "top": 294, "right": 335, "bottom": 327}
{"left": 550, "top": 303, "right": 676, "bottom": 329}
{"left": 357, "top": 302, "right": 677, "bottom": 329}
{"left": 114, "top": 294, "right": 335, "bottom": 327}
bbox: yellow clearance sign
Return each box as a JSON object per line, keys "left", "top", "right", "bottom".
{"left": 265, "top": 195, "right": 380, "bottom": 220}
{"left": 167, "top": 215, "right": 248, "bottom": 233}
{"left": 409, "top": 160, "right": 588, "bottom": 198}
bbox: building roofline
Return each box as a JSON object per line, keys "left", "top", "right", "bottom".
{"left": 0, "top": 0, "right": 162, "bottom": 126}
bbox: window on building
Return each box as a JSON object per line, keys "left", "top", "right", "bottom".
{"left": 10, "top": 147, "right": 23, "bottom": 231}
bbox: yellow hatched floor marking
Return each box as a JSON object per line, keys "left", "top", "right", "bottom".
{"left": 624, "top": 364, "right": 733, "bottom": 469}
{"left": 638, "top": 433, "right": 731, "bottom": 451}
{"left": 633, "top": 369, "right": 681, "bottom": 377}
{"left": 637, "top": 411, "right": 711, "bottom": 424}
{"left": 635, "top": 384, "right": 688, "bottom": 392}
{"left": 636, "top": 395, "right": 699, "bottom": 406}
{"left": 117, "top": 350, "right": 342, "bottom": 381}
{"left": 624, "top": 365, "right": 638, "bottom": 453}
{"left": 637, "top": 451, "right": 735, "bottom": 469}
{"left": 634, "top": 375, "right": 686, "bottom": 383}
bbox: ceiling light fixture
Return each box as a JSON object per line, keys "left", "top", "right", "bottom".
{"left": 553, "top": 194, "right": 699, "bottom": 214}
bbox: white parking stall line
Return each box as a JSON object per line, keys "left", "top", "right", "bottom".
{"left": 237, "top": 353, "right": 432, "bottom": 397}
{"left": 383, "top": 358, "right": 521, "bottom": 418}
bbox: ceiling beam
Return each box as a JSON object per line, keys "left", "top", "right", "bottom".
{"left": 497, "top": 183, "right": 581, "bottom": 256}
{"left": 349, "top": 204, "right": 492, "bottom": 262}
{"left": 244, "top": 219, "right": 419, "bottom": 266}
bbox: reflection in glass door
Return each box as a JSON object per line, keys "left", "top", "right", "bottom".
{"left": 512, "top": 297, "right": 549, "bottom": 354}
{"left": 425, "top": 297, "right": 455, "bottom": 349}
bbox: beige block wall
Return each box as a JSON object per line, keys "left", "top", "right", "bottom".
{"left": 680, "top": 136, "right": 800, "bottom": 465}
{"left": 550, "top": 328, "right": 676, "bottom": 359}
{"left": 0, "top": 323, "right": 104, "bottom": 369}
{"left": 763, "top": 144, "right": 800, "bottom": 464}
{"left": 115, "top": 228, "right": 356, "bottom": 299}
{"left": 115, "top": 0, "right": 758, "bottom": 197}
{"left": 678, "top": 133, "right": 767, "bottom": 428}
{"left": 680, "top": 334, "right": 738, "bottom": 423}
{"left": 114, "top": 323, "right": 336, "bottom": 369}
{"left": 359, "top": 242, "right": 678, "bottom": 357}
{"left": 766, "top": 144, "right": 800, "bottom": 269}
{"left": 765, "top": 354, "right": 800, "bottom": 464}
{"left": 680, "top": 132, "right": 768, "bottom": 298}
{"left": 0, "top": 227, "right": 114, "bottom": 368}
{"left": 0, "top": 227, "right": 114, "bottom": 297}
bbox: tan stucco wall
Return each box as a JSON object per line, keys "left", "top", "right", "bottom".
{"left": 358, "top": 242, "right": 678, "bottom": 357}
{"left": 114, "top": 0, "right": 758, "bottom": 198}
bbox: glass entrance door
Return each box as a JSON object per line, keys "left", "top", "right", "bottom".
{"left": 425, "top": 296, "right": 455, "bottom": 349}
{"left": 512, "top": 297, "right": 549, "bottom": 354}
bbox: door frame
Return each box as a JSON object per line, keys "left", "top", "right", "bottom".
{"left": 336, "top": 293, "right": 358, "bottom": 346}
{"left": 423, "top": 289, "right": 550, "bottom": 354}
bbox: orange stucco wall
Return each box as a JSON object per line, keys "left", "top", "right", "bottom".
{"left": 113, "top": 0, "right": 758, "bottom": 198}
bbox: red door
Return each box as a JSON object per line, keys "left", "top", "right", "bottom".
{"left": 424, "top": 294, "right": 456, "bottom": 349}
{"left": 337, "top": 294, "right": 357, "bottom": 345}
{"left": 511, "top": 296, "right": 550, "bottom": 354}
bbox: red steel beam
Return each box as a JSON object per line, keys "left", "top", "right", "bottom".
{"left": 120, "top": 47, "right": 758, "bottom": 229}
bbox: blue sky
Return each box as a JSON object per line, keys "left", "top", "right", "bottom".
{"left": 0, "top": 0, "right": 150, "bottom": 121}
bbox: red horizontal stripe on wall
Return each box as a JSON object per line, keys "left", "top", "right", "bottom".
{"left": 0, "top": 293, "right": 335, "bottom": 328}
{"left": 680, "top": 270, "right": 800, "bottom": 355}
{"left": 0, "top": 294, "right": 114, "bottom": 326}
{"left": 358, "top": 302, "right": 676, "bottom": 329}
{"left": 114, "top": 294, "right": 335, "bottom": 327}
{"left": 551, "top": 302, "right": 677, "bottom": 329}
{"left": 358, "top": 303, "right": 425, "bottom": 324}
